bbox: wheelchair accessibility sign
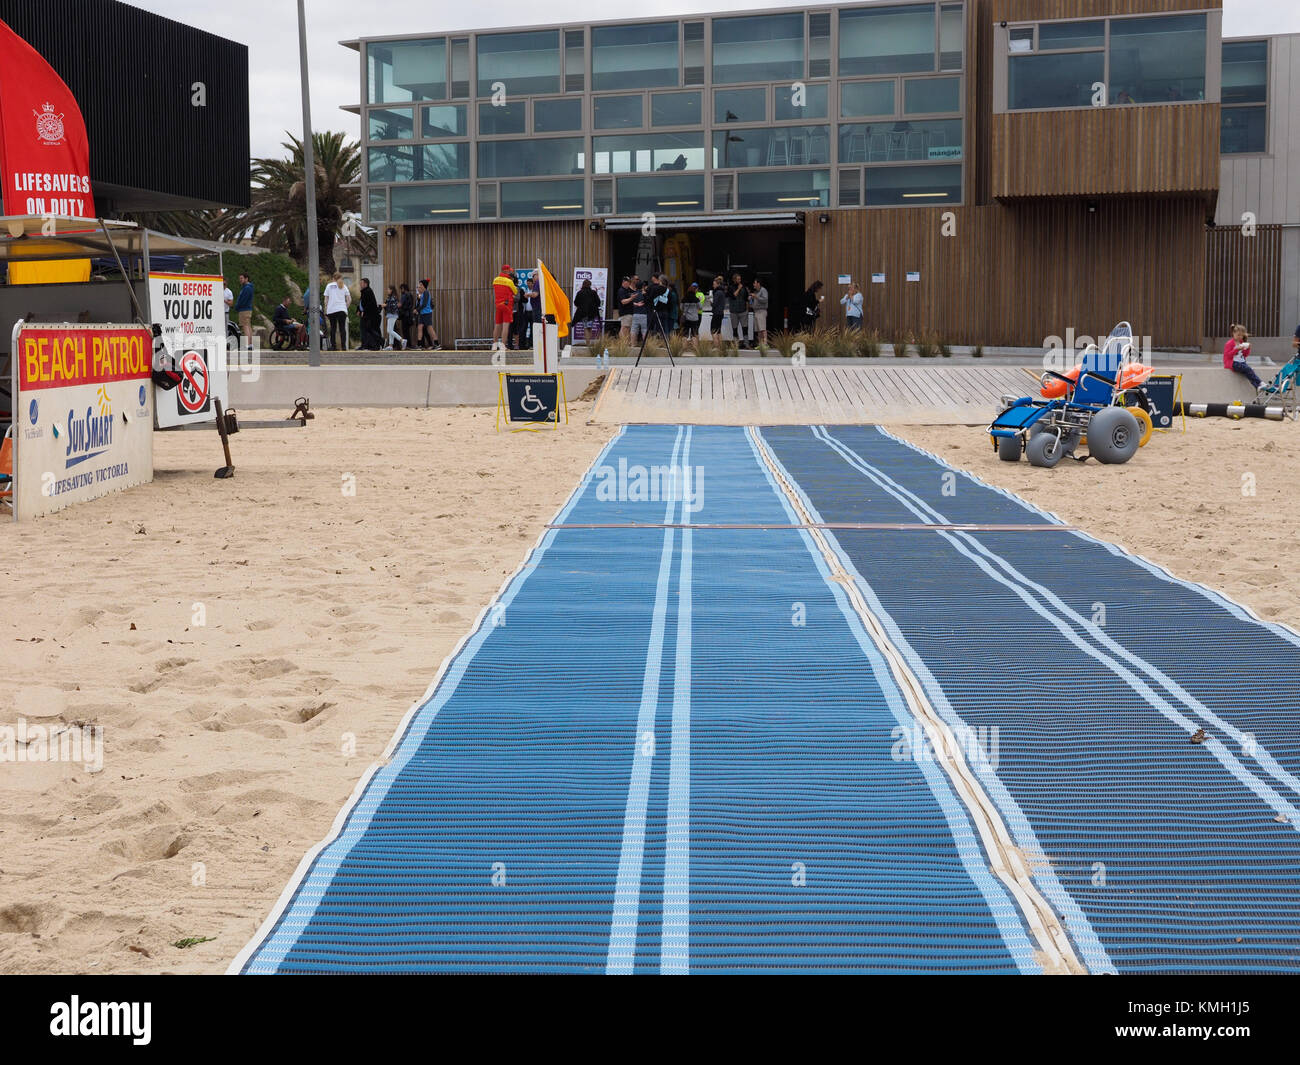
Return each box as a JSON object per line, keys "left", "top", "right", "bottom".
{"left": 497, "top": 372, "right": 568, "bottom": 433}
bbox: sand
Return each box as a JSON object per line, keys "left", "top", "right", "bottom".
{"left": 0, "top": 402, "right": 615, "bottom": 973}
{"left": 3, "top": 407, "right": 1297, "bottom": 974}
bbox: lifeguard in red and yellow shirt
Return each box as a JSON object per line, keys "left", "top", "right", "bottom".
{"left": 492, "top": 264, "right": 517, "bottom": 350}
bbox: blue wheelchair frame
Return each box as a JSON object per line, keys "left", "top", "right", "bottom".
{"left": 1256, "top": 351, "right": 1300, "bottom": 420}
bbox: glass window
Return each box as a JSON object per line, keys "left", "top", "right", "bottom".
{"left": 712, "top": 125, "right": 830, "bottom": 169}
{"left": 714, "top": 88, "right": 765, "bottom": 125}
{"left": 594, "top": 94, "right": 643, "bottom": 130}
{"left": 422, "top": 105, "right": 466, "bottom": 138}
{"left": 369, "top": 107, "right": 414, "bottom": 141}
{"left": 775, "top": 83, "right": 829, "bottom": 121}
{"left": 840, "top": 5, "right": 935, "bottom": 76}
{"left": 810, "top": 12, "right": 831, "bottom": 79}
{"left": 939, "top": 4, "right": 964, "bottom": 70}
{"left": 368, "top": 39, "right": 446, "bottom": 104}
{"left": 1038, "top": 21, "right": 1104, "bottom": 51}
{"left": 838, "top": 168, "right": 861, "bottom": 207}
{"left": 1009, "top": 28, "right": 1034, "bottom": 54}
{"left": 450, "top": 38, "right": 469, "bottom": 98}
{"left": 737, "top": 169, "right": 830, "bottom": 209}
{"left": 477, "top": 30, "right": 560, "bottom": 96}
{"left": 593, "top": 22, "right": 679, "bottom": 90}
{"left": 1221, "top": 106, "right": 1266, "bottom": 154}
{"left": 500, "top": 179, "right": 584, "bottom": 217}
{"left": 1222, "top": 41, "right": 1268, "bottom": 105}
{"left": 841, "top": 81, "right": 896, "bottom": 118}
{"left": 865, "top": 163, "right": 960, "bottom": 205}
{"left": 594, "top": 178, "right": 614, "bottom": 214}
{"left": 684, "top": 22, "right": 705, "bottom": 85}
{"left": 369, "top": 144, "right": 468, "bottom": 182}
{"left": 478, "top": 183, "right": 497, "bottom": 219}
{"left": 565, "top": 29, "right": 585, "bottom": 92}
{"left": 839, "top": 120, "right": 962, "bottom": 163}
{"left": 367, "top": 187, "right": 388, "bottom": 222}
{"left": 594, "top": 132, "right": 705, "bottom": 174}
{"left": 713, "top": 13, "right": 805, "bottom": 84}
{"left": 534, "top": 97, "right": 583, "bottom": 132}
{"left": 1008, "top": 51, "right": 1104, "bottom": 110}
{"left": 1109, "top": 14, "right": 1206, "bottom": 104}
{"left": 478, "top": 137, "right": 586, "bottom": 179}
{"left": 653, "top": 91, "right": 701, "bottom": 127}
{"left": 616, "top": 174, "right": 706, "bottom": 213}
{"left": 391, "top": 183, "right": 469, "bottom": 220}
{"left": 904, "top": 77, "right": 960, "bottom": 115}
{"left": 478, "top": 101, "right": 525, "bottom": 136}
{"left": 712, "top": 173, "right": 734, "bottom": 210}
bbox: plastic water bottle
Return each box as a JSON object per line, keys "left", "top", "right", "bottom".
{"left": 602, "top": 346, "right": 609, "bottom": 368}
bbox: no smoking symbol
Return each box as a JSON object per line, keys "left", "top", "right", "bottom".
{"left": 178, "top": 351, "right": 210, "bottom": 414}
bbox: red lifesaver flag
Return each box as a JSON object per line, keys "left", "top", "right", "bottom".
{"left": 0, "top": 17, "right": 96, "bottom": 218}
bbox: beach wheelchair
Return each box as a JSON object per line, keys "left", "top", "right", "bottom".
{"left": 1256, "top": 350, "right": 1300, "bottom": 420}
{"left": 988, "top": 322, "right": 1146, "bottom": 468}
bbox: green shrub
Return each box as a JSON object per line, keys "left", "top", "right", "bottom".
{"left": 855, "top": 329, "right": 882, "bottom": 358}
{"left": 971, "top": 344, "right": 984, "bottom": 358}
{"left": 191, "top": 251, "right": 309, "bottom": 330}
{"left": 915, "top": 333, "right": 940, "bottom": 358}
{"left": 890, "top": 333, "right": 910, "bottom": 357}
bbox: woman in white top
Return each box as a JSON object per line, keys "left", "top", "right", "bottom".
{"left": 323, "top": 272, "right": 351, "bottom": 351}
{"left": 840, "top": 282, "right": 864, "bottom": 331}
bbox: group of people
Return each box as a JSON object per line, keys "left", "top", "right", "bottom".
{"left": 603, "top": 272, "right": 772, "bottom": 348}
{"left": 491, "top": 265, "right": 546, "bottom": 351}
{"left": 266, "top": 275, "right": 440, "bottom": 352}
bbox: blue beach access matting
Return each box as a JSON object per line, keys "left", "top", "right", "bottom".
{"left": 235, "top": 424, "right": 1300, "bottom": 974}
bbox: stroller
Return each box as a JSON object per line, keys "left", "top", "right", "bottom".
{"left": 1256, "top": 349, "right": 1300, "bottom": 420}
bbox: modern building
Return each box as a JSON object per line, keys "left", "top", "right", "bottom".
{"left": 1212, "top": 32, "right": 1300, "bottom": 345}
{"left": 0, "top": 0, "right": 250, "bottom": 213}
{"left": 352, "top": 2, "right": 1294, "bottom": 349}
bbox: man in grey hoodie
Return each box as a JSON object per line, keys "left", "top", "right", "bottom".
{"left": 750, "top": 278, "right": 770, "bottom": 348}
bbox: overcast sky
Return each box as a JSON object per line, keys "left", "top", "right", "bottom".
{"left": 126, "top": 0, "right": 1300, "bottom": 160}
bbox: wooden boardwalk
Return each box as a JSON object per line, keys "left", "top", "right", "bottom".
{"left": 592, "top": 363, "right": 1036, "bottom": 425}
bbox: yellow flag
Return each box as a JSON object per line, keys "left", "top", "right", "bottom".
{"left": 537, "top": 258, "right": 571, "bottom": 339}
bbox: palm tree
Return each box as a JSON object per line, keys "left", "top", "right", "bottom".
{"left": 217, "top": 131, "right": 364, "bottom": 274}
{"left": 116, "top": 208, "right": 231, "bottom": 242}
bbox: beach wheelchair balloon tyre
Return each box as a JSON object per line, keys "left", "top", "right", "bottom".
{"left": 996, "top": 434, "right": 1023, "bottom": 462}
{"left": 1088, "top": 407, "right": 1141, "bottom": 464}
{"left": 1025, "top": 431, "right": 1067, "bottom": 468}
{"left": 1127, "top": 405, "right": 1154, "bottom": 447}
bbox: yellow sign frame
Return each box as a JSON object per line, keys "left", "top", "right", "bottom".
{"left": 497, "top": 371, "right": 568, "bottom": 433}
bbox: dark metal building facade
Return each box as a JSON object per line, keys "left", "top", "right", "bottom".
{"left": 0, "top": 0, "right": 249, "bottom": 212}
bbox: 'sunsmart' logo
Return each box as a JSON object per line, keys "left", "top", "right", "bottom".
{"left": 29, "top": 397, "right": 38, "bottom": 425}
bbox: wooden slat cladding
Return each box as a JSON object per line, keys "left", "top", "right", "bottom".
{"left": 805, "top": 199, "right": 1207, "bottom": 348}
{"left": 975, "top": 0, "right": 1218, "bottom": 19}
{"left": 1204, "top": 224, "right": 1283, "bottom": 337}
{"left": 385, "top": 221, "right": 609, "bottom": 341}
{"left": 990, "top": 105, "right": 1221, "bottom": 198}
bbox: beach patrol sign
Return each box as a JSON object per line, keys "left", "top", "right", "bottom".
{"left": 12, "top": 324, "right": 154, "bottom": 520}
{"left": 496, "top": 372, "right": 568, "bottom": 433}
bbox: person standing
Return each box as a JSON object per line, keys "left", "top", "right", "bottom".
{"left": 234, "top": 272, "right": 254, "bottom": 347}
{"left": 398, "top": 283, "right": 415, "bottom": 349}
{"left": 727, "top": 272, "right": 749, "bottom": 345}
{"left": 617, "top": 276, "right": 635, "bottom": 339}
{"left": 630, "top": 280, "right": 649, "bottom": 343}
{"left": 527, "top": 273, "right": 543, "bottom": 345}
{"left": 750, "top": 278, "right": 770, "bottom": 347}
{"left": 383, "top": 286, "right": 404, "bottom": 350}
{"left": 572, "top": 279, "right": 602, "bottom": 342}
{"left": 709, "top": 275, "right": 726, "bottom": 340}
{"left": 492, "top": 264, "right": 517, "bottom": 350}
{"left": 840, "top": 282, "right": 864, "bottom": 330}
{"left": 358, "top": 278, "right": 382, "bottom": 351}
{"left": 324, "top": 272, "right": 351, "bottom": 351}
{"left": 679, "top": 282, "right": 701, "bottom": 340}
{"left": 416, "top": 279, "right": 437, "bottom": 349}
{"left": 802, "top": 281, "right": 825, "bottom": 331}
